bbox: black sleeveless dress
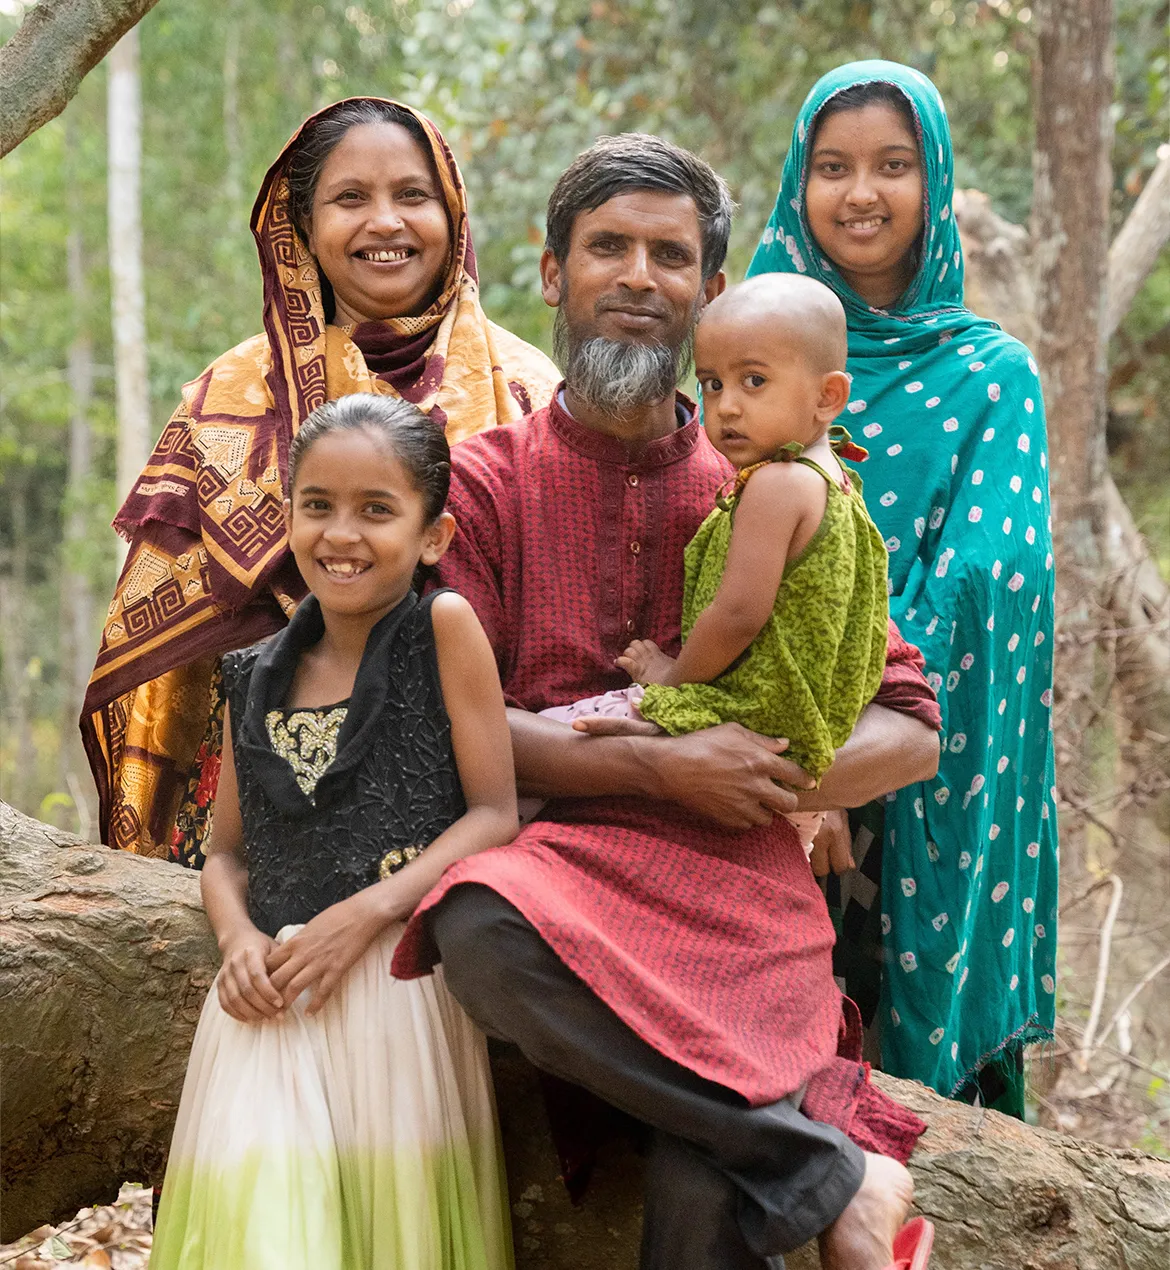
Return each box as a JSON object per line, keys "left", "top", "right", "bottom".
{"left": 222, "top": 589, "right": 466, "bottom": 937}
{"left": 153, "top": 590, "right": 513, "bottom": 1269}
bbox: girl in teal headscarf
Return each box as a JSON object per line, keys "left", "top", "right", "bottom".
{"left": 749, "top": 60, "right": 1057, "bottom": 1113}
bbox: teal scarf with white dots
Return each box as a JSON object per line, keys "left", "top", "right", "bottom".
{"left": 749, "top": 60, "right": 1057, "bottom": 1097}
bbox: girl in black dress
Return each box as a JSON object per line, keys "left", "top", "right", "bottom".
{"left": 151, "top": 393, "right": 518, "bottom": 1269}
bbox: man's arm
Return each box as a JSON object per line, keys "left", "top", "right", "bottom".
{"left": 511, "top": 709, "right": 817, "bottom": 831}
{"left": 792, "top": 702, "right": 940, "bottom": 812}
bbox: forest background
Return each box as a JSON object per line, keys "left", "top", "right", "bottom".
{"left": 1, "top": 0, "right": 1168, "bottom": 1151}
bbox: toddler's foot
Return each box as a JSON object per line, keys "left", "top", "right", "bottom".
{"left": 818, "top": 1152, "right": 914, "bottom": 1270}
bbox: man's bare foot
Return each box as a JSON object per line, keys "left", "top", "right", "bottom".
{"left": 818, "top": 1152, "right": 915, "bottom": 1270}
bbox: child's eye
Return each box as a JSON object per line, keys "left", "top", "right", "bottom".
{"left": 302, "top": 498, "right": 330, "bottom": 512}
{"left": 700, "top": 377, "right": 723, "bottom": 394}
{"left": 365, "top": 502, "right": 393, "bottom": 516}
{"left": 745, "top": 374, "right": 767, "bottom": 389}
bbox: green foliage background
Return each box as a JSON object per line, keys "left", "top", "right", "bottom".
{"left": 1, "top": 0, "right": 1167, "bottom": 824}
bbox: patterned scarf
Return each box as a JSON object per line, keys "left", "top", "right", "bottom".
{"left": 83, "top": 99, "right": 559, "bottom": 854}
{"left": 749, "top": 61, "right": 1057, "bottom": 1096}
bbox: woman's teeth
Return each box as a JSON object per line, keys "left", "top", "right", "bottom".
{"left": 357, "top": 248, "right": 411, "bottom": 262}
{"left": 844, "top": 218, "right": 884, "bottom": 229}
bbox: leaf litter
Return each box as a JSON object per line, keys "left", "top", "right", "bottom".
{"left": 0, "top": 1184, "right": 152, "bottom": 1269}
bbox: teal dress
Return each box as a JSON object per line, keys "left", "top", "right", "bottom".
{"left": 748, "top": 60, "right": 1057, "bottom": 1110}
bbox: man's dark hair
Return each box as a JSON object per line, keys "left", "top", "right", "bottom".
{"left": 545, "top": 133, "right": 734, "bottom": 281}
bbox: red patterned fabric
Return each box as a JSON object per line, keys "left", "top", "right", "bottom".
{"left": 395, "top": 392, "right": 937, "bottom": 1152}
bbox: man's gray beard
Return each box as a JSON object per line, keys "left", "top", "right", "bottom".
{"left": 554, "top": 307, "right": 695, "bottom": 421}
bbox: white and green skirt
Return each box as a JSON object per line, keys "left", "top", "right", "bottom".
{"left": 150, "top": 925, "right": 513, "bottom": 1270}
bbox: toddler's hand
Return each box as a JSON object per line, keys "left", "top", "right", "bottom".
{"left": 617, "top": 639, "right": 679, "bottom": 686}
{"left": 218, "top": 927, "right": 284, "bottom": 1023}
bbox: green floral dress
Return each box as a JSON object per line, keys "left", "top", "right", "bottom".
{"left": 640, "top": 453, "right": 888, "bottom": 783}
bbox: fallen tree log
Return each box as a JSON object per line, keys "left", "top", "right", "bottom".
{"left": 3, "top": 801, "right": 1169, "bottom": 1267}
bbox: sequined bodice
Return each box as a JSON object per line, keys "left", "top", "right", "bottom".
{"left": 265, "top": 704, "right": 348, "bottom": 798}
{"left": 223, "top": 591, "right": 465, "bottom": 937}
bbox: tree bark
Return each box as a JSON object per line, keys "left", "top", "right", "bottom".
{"left": 1105, "top": 149, "right": 1170, "bottom": 342}
{"left": 3, "top": 802, "right": 1169, "bottom": 1267}
{"left": 107, "top": 27, "right": 151, "bottom": 521}
{"left": 1031, "top": 0, "right": 1116, "bottom": 877}
{"left": 59, "top": 118, "right": 98, "bottom": 841}
{"left": 0, "top": 0, "right": 162, "bottom": 157}
{"left": 221, "top": 0, "right": 243, "bottom": 214}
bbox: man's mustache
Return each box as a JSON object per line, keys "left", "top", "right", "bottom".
{"left": 594, "top": 290, "right": 672, "bottom": 322}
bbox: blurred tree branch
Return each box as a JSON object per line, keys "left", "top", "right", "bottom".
{"left": 1106, "top": 148, "right": 1170, "bottom": 341}
{"left": 0, "top": 0, "right": 161, "bottom": 157}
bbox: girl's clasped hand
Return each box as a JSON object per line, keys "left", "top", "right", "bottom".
{"left": 216, "top": 886, "right": 391, "bottom": 1022}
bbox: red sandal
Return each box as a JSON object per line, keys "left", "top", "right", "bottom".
{"left": 886, "top": 1216, "right": 934, "bottom": 1269}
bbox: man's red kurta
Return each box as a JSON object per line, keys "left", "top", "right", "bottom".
{"left": 395, "top": 391, "right": 940, "bottom": 1150}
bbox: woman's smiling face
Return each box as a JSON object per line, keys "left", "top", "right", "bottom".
{"left": 804, "top": 100, "right": 924, "bottom": 310}
{"left": 307, "top": 121, "right": 451, "bottom": 325}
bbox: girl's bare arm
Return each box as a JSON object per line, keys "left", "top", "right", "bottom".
{"left": 362, "top": 588, "right": 518, "bottom": 921}
{"left": 266, "top": 591, "right": 518, "bottom": 1012}
{"left": 200, "top": 703, "right": 284, "bottom": 1020}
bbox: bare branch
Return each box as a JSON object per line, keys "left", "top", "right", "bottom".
{"left": 0, "top": 0, "right": 162, "bottom": 157}
{"left": 1105, "top": 149, "right": 1170, "bottom": 340}
{"left": 1076, "top": 873, "right": 1122, "bottom": 1072}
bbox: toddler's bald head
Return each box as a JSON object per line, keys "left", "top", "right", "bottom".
{"left": 701, "top": 274, "right": 848, "bottom": 375}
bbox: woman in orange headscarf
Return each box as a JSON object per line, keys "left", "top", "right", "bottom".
{"left": 83, "top": 99, "right": 559, "bottom": 862}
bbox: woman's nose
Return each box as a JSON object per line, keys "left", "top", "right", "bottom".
{"left": 366, "top": 196, "right": 406, "bottom": 233}
{"left": 845, "top": 169, "right": 878, "bottom": 206}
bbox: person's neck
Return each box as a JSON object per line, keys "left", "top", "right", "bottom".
{"left": 561, "top": 385, "right": 680, "bottom": 445}
{"left": 315, "top": 591, "right": 408, "bottom": 674}
{"left": 839, "top": 259, "right": 915, "bottom": 311}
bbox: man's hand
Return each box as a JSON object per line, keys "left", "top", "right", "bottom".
{"left": 266, "top": 889, "right": 387, "bottom": 1015}
{"left": 617, "top": 638, "right": 679, "bottom": 686}
{"left": 217, "top": 926, "right": 283, "bottom": 1023}
{"left": 571, "top": 719, "right": 813, "bottom": 829}
{"left": 809, "top": 808, "right": 856, "bottom": 878}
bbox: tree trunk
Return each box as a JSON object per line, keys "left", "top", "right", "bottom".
{"left": 3, "top": 801, "right": 1169, "bottom": 1267}
{"left": 1031, "top": 0, "right": 1115, "bottom": 879}
{"left": 0, "top": 0, "right": 162, "bottom": 157}
{"left": 0, "top": 493, "right": 34, "bottom": 815}
{"left": 106, "top": 27, "right": 151, "bottom": 526}
{"left": 60, "top": 117, "right": 98, "bottom": 842}
{"left": 221, "top": 0, "right": 243, "bottom": 215}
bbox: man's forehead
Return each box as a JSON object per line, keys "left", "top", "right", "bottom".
{"left": 570, "top": 190, "right": 702, "bottom": 245}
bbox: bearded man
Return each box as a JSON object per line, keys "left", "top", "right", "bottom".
{"left": 394, "top": 134, "right": 941, "bottom": 1270}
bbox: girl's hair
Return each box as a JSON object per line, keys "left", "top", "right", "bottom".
{"left": 285, "top": 99, "right": 432, "bottom": 244}
{"left": 810, "top": 81, "right": 918, "bottom": 149}
{"left": 288, "top": 393, "right": 451, "bottom": 523}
